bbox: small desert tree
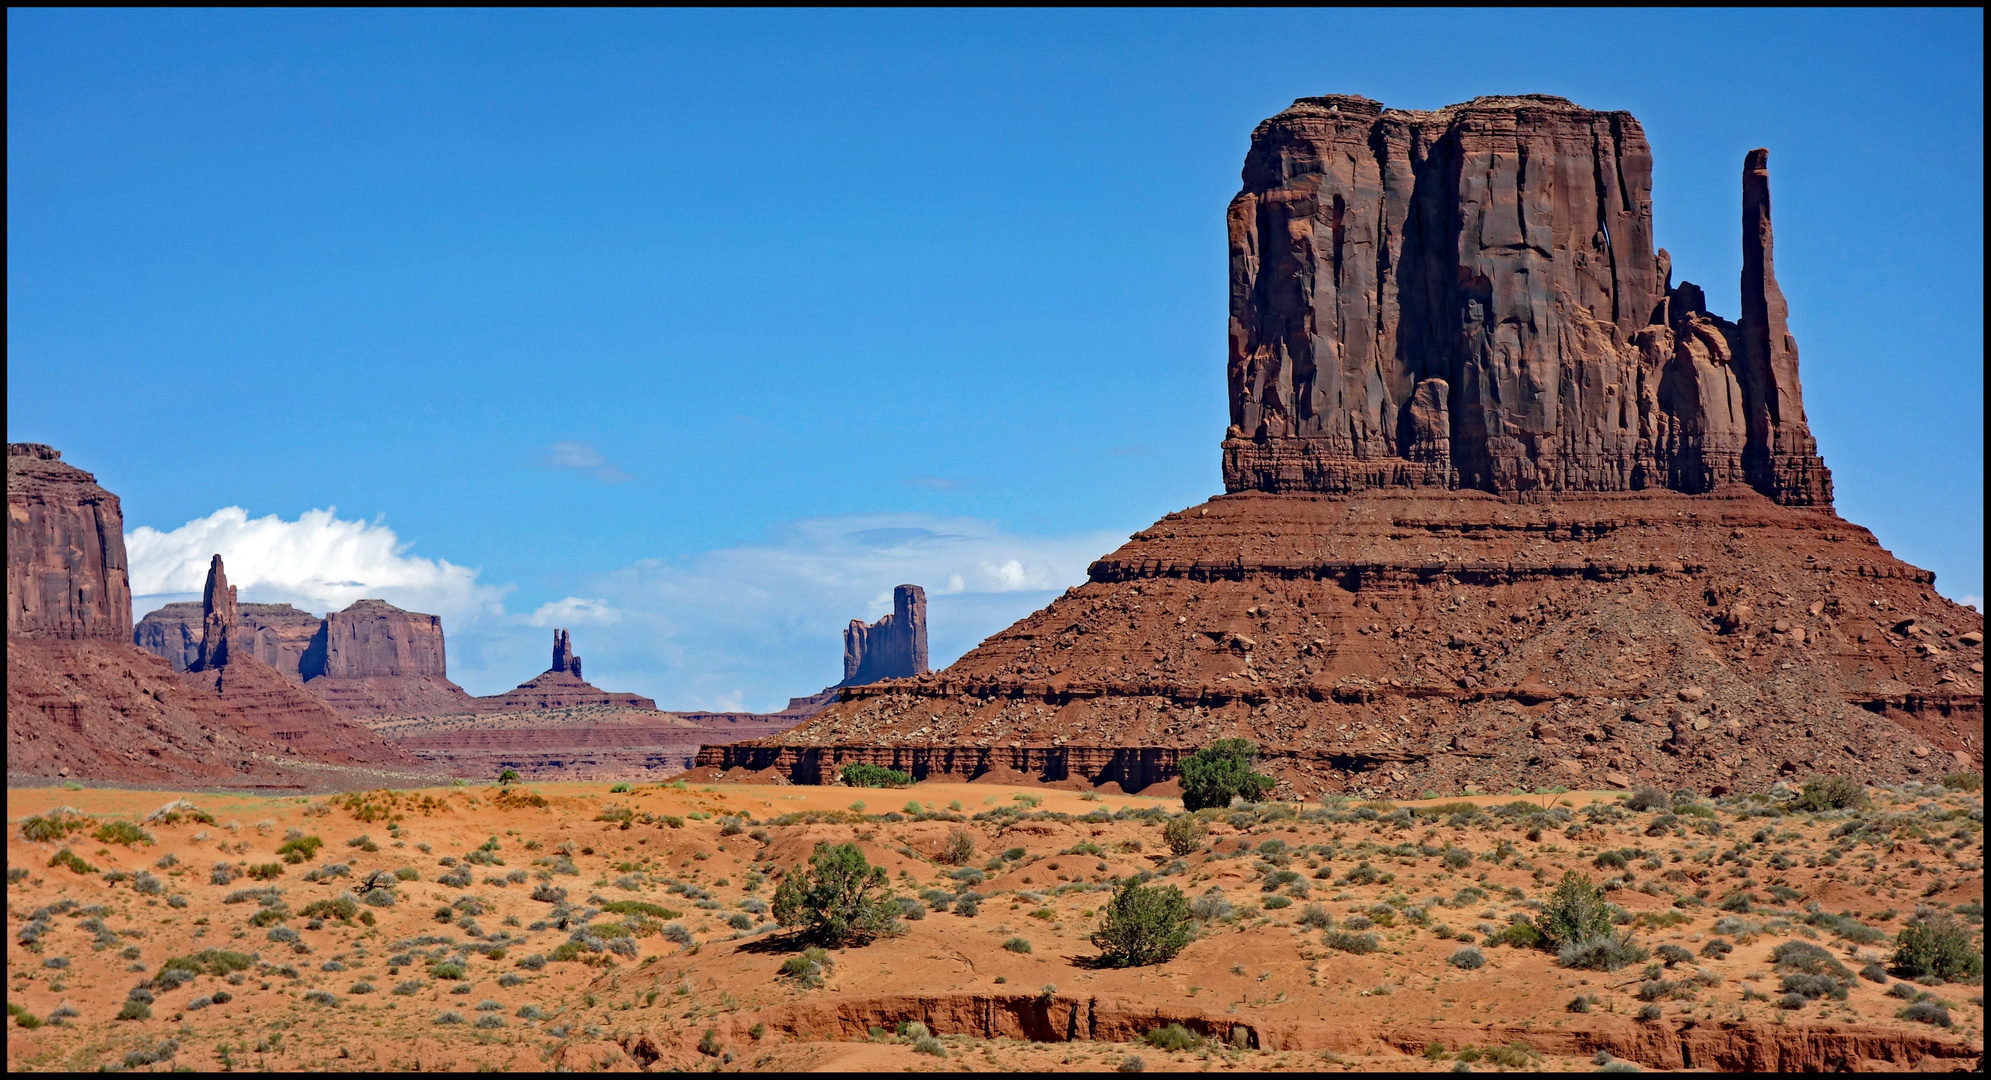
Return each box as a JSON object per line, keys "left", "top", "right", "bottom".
{"left": 496, "top": 769, "right": 521, "bottom": 786}
{"left": 772, "top": 842, "right": 904, "bottom": 947}
{"left": 1177, "top": 739, "right": 1275, "bottom": 811}
{"left": 1162, "top": 815, "right": 1207, "bottom": 856}
{"left": 1892, "top": 912, "right": 1983, "bottom": 982}
{"left": 1091, "top": 879, "right": 1192, "bottom": 967}
{"left": 1539, "top": 871, "right": 1615, "bottom": 948}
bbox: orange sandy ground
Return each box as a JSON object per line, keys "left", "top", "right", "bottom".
{"left": 6, "top": 779, "right": 1983, "bottom": 1072}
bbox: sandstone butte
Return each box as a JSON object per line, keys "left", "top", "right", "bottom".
{"left": 136, "top": 595, "right": 479, "bottom": 717}
{"left": 6, "top": 444, "right": 431, "bottom": 788}
{"left": 840, "top": 584, "right": 930, "bottom": 687}
{"left": 697, "top": 95, "right": 1983, "bottom": 798}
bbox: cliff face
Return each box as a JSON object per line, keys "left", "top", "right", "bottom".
{"left": 1220, "top": 95, "right": 1830, "bottom": 506}
{"left": 6, "top": 443, "right": 133, "bottom": 641}
{"left": 304, "top": 598, "right": 450, "bottom": 678}
{"left": 136, "top": 601, "right": 321, "bottom": 674}
{"left": 840, "top": 584, "right": 929, "bottom": 686}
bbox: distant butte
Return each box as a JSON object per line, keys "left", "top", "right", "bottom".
{"left": 7, "top": 443, "right": 431, "bottom": 788}
{"left": 699, "top": 95, "right": 1981, "bottom": 797}
{"left": 470, "top": 629, "right": 659, "bottom": 712}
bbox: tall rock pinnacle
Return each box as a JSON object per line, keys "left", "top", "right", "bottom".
{"left": 551, "top": 629, "right": 582, "bottom": 679}
{"left": 1220, "top": 95, "right": 1831, "bottom": 505}
{"left": 193, "top": 554, "right": 237, "bottom": 671}
{"left": 839, "top": 584, "right": 928, "bottom": 687}
{"left": 1738, "top": 148, "right": 1831, "bottom": 505}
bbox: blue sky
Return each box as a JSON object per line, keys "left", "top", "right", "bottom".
{"left": 9, "top": 10, "right": 1983, "bottom": 707}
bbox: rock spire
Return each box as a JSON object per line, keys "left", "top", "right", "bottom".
{"left": 192, "top": 555, "right": 237, "bottom": 671}
{"left": 551, "top": 629, "right": 582, "bottom": 679}
{"left": 840, "top": 584, "right": 928, "bottom": 687}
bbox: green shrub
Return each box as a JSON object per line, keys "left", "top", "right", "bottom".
{"left": 1162, "top": 815, "right": 1207, "bottom": 856}
{"left": 1558, "top": 936, "right": 1649, "bottom": 972}
{"left": 776, "top": 946, "right": 833, "bottom": 988}
{"left": 1898, "top": 1000, "right": 1953, "bottom": 1027}
{"left": 497, "top": 768, "right": 521, "bottom": 785}
{"left": 771, "top": 842, "right": 904, "bottom": 947}
{"left": 92, "top": 820, "right": 153, "bottom": 847}
{"left": 47, "top": 849, "right": 95, "bottom": 875}
{"left": 431, "top": 961, "right": 465, "bottom": 980}
{"left": 1322, "top": 930, "right": 1380, "bottom": 955}
{"left": 839, "top": 763, "right": 913, "bottom": 788}
{"left": 1793, "top": 776, "right": 1866, "bottom": 812}
{"left": 1090, "top": 879, "right": 1192, "bottom": 967}
{"left": 1003, "top": 936, "right": 1032, "bottom": 954}
{"left": 117, "top": 999, "right": 151, "bottom": 1021}
{"left": 598, "top": 899, "right": 682, "bottom": 919}
{"left": 275, "top": 835, "right": 323, "bottom": 864}
{"left": 246, "top": 862, "right": 284, "bottom": 880}
{"left": 1892, "top": 913, "right": 1983, "bottom": 982}
{"left": 1178, "top": 739, "right": 1275, "bottom": 811}
{"left": 300, "top": 895, "right": 360, "bottom": 923}
{"left": 20, "top": 813, "right": 87, "bottom": 843}
{"left": 1939, "top": 772, "right": 1981, "bottom": 792}
{"left": 940, "top": 828, "right": 977, "bottom": 866}
{"left": 1490, "top": 920, "right": 1545, "bottom": 949}
{"left": 1140, "top": 1023, "right": 1202, "bottom": 1051}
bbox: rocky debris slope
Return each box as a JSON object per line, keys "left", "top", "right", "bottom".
{"left": 470, "top": 629, "right": 658, "bottom": 711}
{"left": 7, "top": 443, "right": 132, "bottom": 640}
{"left": 1220, "top": 95, "right": 1829, "bottom": 506}
{"left": 841, "top": 584, "right": 930, "bottom": 686}
{"left": 704, "top": 96, "right": 1977, "bottom": 796}
{"left": 711, "top": 489, "right": 1981, "bottom": 797}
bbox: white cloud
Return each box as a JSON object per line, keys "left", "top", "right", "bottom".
{"left": 126, "top": 507, "right": 510, "bottom": 628}
{"left": 527, "top": 597, "right": 623, "bottom": 627}
{"left": 544, "top": 441, "right": 632, "bottom": 483}
{"left": 125, "top": 505, "right": 1128, "bottom": 711}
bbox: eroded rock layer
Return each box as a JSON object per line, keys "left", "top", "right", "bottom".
{"left": 707, "top": 490, "right": 1981, "bottom": 797}
{"left": 1219, "top": 95, "right": 1830, "bottom": 505}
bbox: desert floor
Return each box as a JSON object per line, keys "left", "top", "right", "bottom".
{"left": 6, "top": 777, "right": 1983, "bottom": 1072}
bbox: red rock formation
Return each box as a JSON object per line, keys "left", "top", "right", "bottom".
{"left": 135, "top": 594, "right": 477, "bottom": 716}
{"left": 299, "top": 598, "right": 475, "bottom": 716}
{"left": 192, "top": 554, "right": 236, "bottom": 670}
{"left": 470, "top": 629, "right": 658, "bottom": 711}
{"left": 6, "top": 443, "right": 132, "bottom": 640}
{"left": 707, "top": 97, "right": 1976, "bottom": 796}
{"left": 7, "top": 447, "right": 439, "bottom": 787}
{"left": 136, "top": 601, "right": 322, "bottom": 674}
{"left": 1219, "top": 95, "right": 1830, "bottom": 506}
{"left": 176, "top": 554, "right": 424, "bottom": 769}
{"left": 840, "top": 584, "right": 929, "bottom": 686}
